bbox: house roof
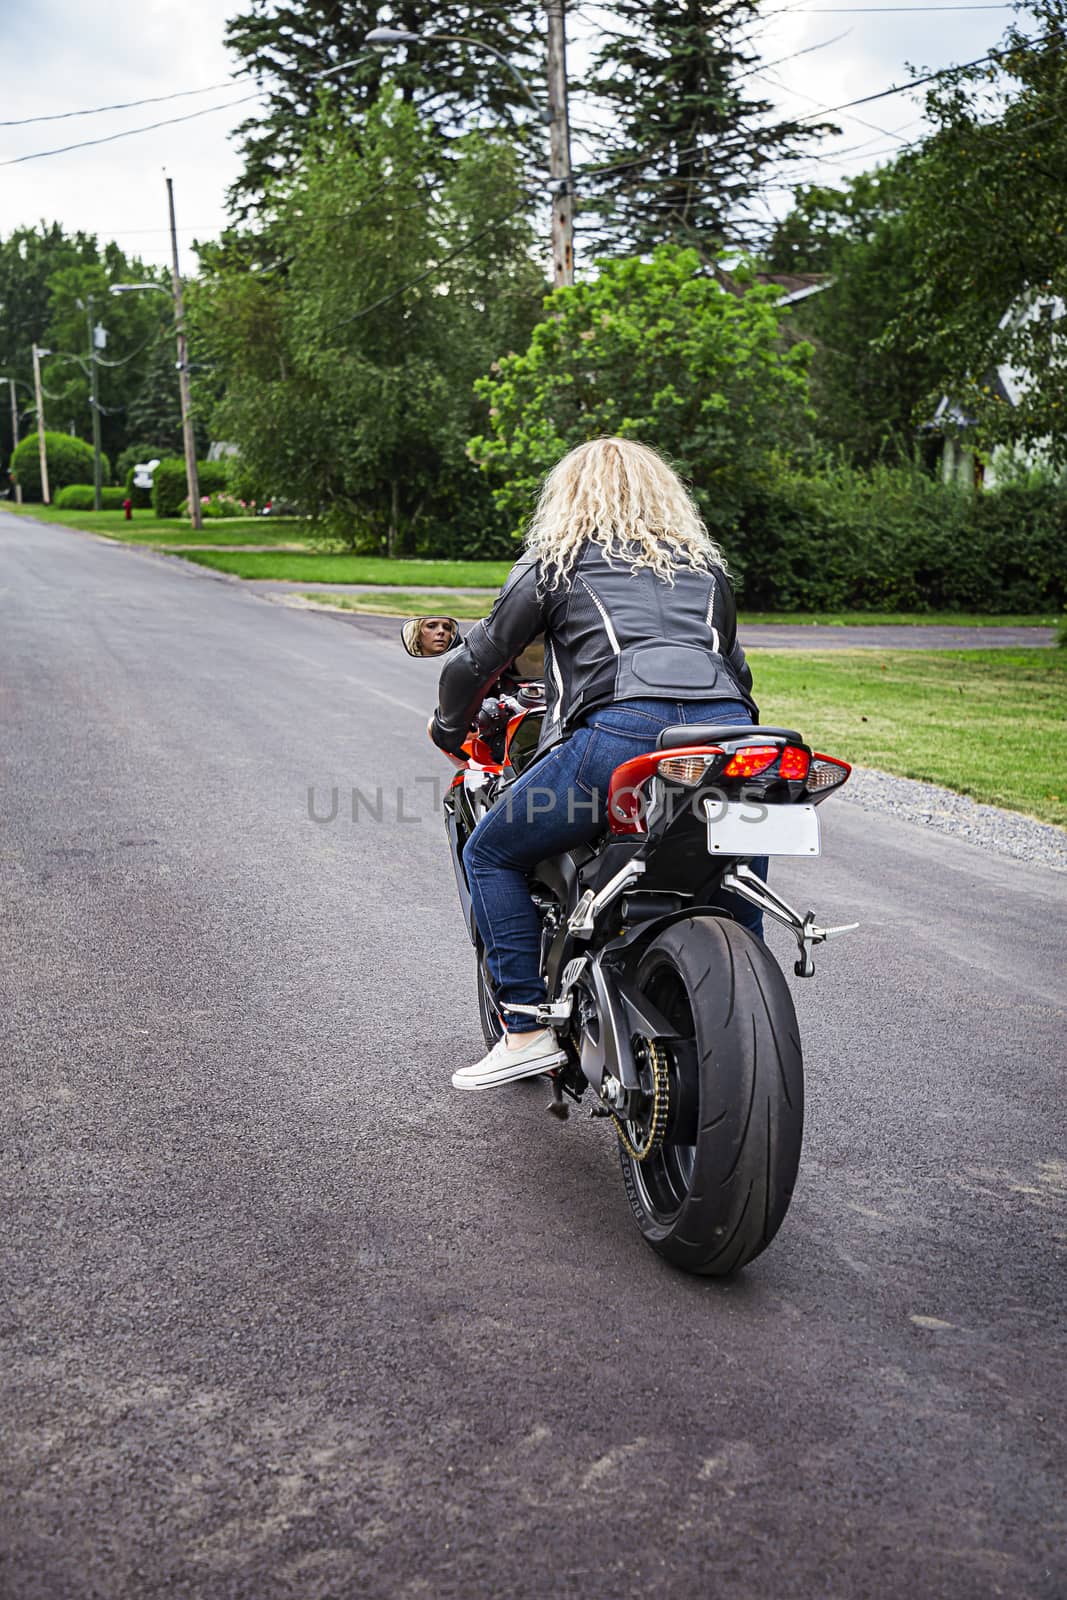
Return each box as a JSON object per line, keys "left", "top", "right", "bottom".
{"left": 711, "top": 265, "right": 834, "bottom": 304}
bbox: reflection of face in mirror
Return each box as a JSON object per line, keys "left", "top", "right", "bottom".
{"left": 401, "top": 616, "right": 460, "bottom": 657}
{"left": 420, "top": 618, "right": 456, "bottom": 656}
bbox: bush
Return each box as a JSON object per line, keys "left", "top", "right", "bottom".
{"left": 152, "top": 458, "right": 229, "bottom": 518}
{"left": 729, "top": 463, "right": 1066, "bottom": 613}
{"left": 54, "top": 484, "right": 129, "bottom": 511}
{"left": 10, "top": 432, "right": 109, "bottom": 502}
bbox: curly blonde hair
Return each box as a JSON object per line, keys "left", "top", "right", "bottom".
{"left": 524, "top": 436, "right": 728, "bottom": 588}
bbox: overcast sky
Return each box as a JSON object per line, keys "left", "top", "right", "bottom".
{"left": 0, "top": 1, "right": 1028, "bottom": 273}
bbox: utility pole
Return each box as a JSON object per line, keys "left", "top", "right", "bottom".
{"left": 85, "top": 297, "right": 104, "bottom": 512}
{"left": 165, "top": 176, "right": 202, "bottom": 531}
{"left": 5, "top": 380, "right": 22, "bottom": 503}
{"left": 546, "top": 0, "right": 575, "bottom": 288}
{"left": 31, "top": 343, "right": 50, "bottom": 505}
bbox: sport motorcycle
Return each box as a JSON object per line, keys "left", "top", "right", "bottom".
{"left": 405, "top": 618, "right": 857, "bottom": 1276}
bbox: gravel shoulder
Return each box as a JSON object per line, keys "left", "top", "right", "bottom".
{"left": 841, "top": 765, "right": 1067, "bottom": 872}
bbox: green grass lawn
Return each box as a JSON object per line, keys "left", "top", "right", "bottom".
{"left": 176, "top": 549, "right": 516, "bottom": 585}
{"left": 749, "top": 647, "right": 1066, "bottom": 827}
{"left": 119, "top": 525, "right": 309, "bottom": 547}
{"left": 6, "top": 504, "right": 309, "bottom": 546}
{"left": 294, "top": 589, "right": 499, "bottom": 617}
{"left": 739, "top": 609, "right": 1058, "bottom": 628}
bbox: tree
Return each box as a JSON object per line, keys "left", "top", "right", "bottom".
{"left": 584, "top": 0, "right": 837, "bottom": 256}
{"left": 193, "top": 95, "right": 544, "bottom": 554}
{"left": 0, "top": 224, "right": 90, "bottom": 461}
{"left": 468, "top": 245, "right": 813, "bottom": 549}
{"left": 0, "top": 225, "right": 170, "bottom": 467}
{"left": 764, "top": 163, "right": 943, "bottom": 464}
{"left": 224, "top": 0, "right": 542, "bottom": 213}
{"left": 41, "top": 251, "right": 172, "bottom": 468}
{"left": 887, "top": 0, "right": 1067, "bottom": 466}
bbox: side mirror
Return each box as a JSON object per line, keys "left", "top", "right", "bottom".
{"left": 400, "top": 616, "right": 462, "bottom": 658}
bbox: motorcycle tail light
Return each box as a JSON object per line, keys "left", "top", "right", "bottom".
{"left": 805, "top": 754, "right": 852, "bottom": 795}
{"left": 721, "top": 744, "right": 780, "bottom": 779}
{"left": 656, "top": 750, "right": 722, "bottom": 784}
{"left": 607, "top": 750, "right": 662, "bottom": 834}
{"left": 778, "top": 745, "right": 811, "bottom": 781}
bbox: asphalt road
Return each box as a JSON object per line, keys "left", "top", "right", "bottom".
{"left": 2, "top": 515, "right": 1064, "bottom": 1600}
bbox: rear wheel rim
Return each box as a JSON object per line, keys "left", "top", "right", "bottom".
{"left": 627, "top": 960, "right": 698, "bottom": 1223}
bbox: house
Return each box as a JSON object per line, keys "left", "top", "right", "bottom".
{"left": 931, "top": 290, "right": 1065, "bottom": 490}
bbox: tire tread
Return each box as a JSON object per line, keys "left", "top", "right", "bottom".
{"left": 619, "top": 917, "right": 803, "bottom": 1277}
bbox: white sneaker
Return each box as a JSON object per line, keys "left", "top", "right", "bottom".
{"left": 452, "top": 1028, "right": 567, "bottom": 1091}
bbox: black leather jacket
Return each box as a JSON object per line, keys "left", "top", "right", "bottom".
{"left": 431, "top": 541, "right": 756, "bottom": 758}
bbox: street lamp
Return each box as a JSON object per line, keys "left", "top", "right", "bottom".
{"left": 365, "top": 11, "right": 574, "bottom": 287}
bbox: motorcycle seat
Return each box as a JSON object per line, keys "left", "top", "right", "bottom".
{"left": 656, "top": 723, "right": 804, "bottom": 750}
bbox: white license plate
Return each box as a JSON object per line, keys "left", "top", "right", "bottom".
{"left": 704, "top": 799, "right": 821, "bottom": 856}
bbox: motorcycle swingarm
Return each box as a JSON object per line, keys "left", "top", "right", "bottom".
{"left": 577, "top": 956, "right": 676, "bottom": 1101}
{"left": 503, "top": 949, "right": 674, "bottom": 1102}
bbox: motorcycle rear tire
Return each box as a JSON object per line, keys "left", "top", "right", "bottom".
{"left": 620, "top": 916, "right": 803, "bottom": 1276}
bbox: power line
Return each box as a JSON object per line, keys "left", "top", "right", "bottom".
{"left": 0, "top": 80, "right": 236, "bottom": 128}
{"left": 752, "top": 65, "right": 919, "bottom": 141}
{"left": 793, "top": 24, "right": 1065, "bottom": 122}
{"left": 576, "top": 23, "right": 1064, "bottom": 189}
{"left": 793, "top": 4, "right": 1013, "bottom": 11}
{"left": 0, "top": 93, "right": 262, "bottom": 167}
{"left": 735, "top": 29, "right": 852, "bottom": 84}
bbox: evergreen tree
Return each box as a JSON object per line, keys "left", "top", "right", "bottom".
{"left": 225, "top": 1, "right": 543, "bottom": 213}
{"left": 586, "top": 0, "right": 836, "bottom": 255}
{"left": 125, "top": 338, "right": 186, "bottom": 458}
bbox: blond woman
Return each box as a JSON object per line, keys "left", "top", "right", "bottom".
{"left": 428, "top": 437, "right": 765, "bottom": 1090}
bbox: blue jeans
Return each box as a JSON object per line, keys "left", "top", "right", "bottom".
{"left": 464, "top": 698, "right": 769, "bottom": 1032}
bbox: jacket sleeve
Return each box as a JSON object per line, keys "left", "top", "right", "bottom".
{"left": 430, "top": 558, "right": 545, "bottom": 755}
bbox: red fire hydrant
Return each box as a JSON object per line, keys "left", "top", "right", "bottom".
{"left": 123, "top": 498, "right": 132, "bottom": 521}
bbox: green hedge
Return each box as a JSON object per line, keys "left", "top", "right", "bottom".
{"left": 729, "top": 466, "right": 1066, "bottom": 613}
{"left": 152, "top": 457, "right": 230, "bottom": 518}
{"left": 54, "top": 484, "right": 129, "bottom": 511}
{"left": 10, "top": 432, "right": 109, "bottom": 502}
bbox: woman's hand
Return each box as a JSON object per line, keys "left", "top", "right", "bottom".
{"left": 427, "top": 715, "right": 467, "bottom": 769}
